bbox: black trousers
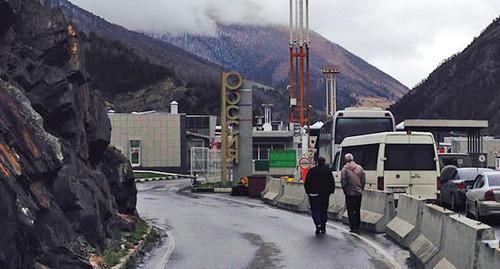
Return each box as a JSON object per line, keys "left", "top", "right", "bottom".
{"left": 345, "top": 195, "right": 362, "bottom": 230}
{"left": 309, "top": 194, "right": 329, "bottom": 227}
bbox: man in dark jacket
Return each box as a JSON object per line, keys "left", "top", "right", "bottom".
{"left": 304, "top": 157, "right": 335, "bottom": 235}
{"left": 341, "top": 153, "right": 366, "bottom": 233}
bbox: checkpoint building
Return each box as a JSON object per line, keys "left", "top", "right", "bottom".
{"left": 108, "top": 110, "right": 189, "bottom": 174}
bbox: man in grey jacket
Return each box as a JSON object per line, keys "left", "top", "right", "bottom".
{"left": 341, "top": 153, "right": 366, "bottom": 233}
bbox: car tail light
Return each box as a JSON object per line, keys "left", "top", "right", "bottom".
{"left": 455, "top": 181, "right": 466, "bottom": 190}
{"left": 437, "top": 177, "right": 441, "bottom": 191}
{"left": 485, "top": 189, "right": 495, "bottom": 201}
{"left": 377, "top": 176, "right": 384, "bottom": 191}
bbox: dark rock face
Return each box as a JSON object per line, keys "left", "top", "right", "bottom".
{"left": 99, "top": 147, "right": 138, "bottom": 215}
{"left": 0, "top": 0, "right": 138, "bottom": 268}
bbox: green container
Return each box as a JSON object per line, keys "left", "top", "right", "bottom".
{"left": 269, "top": 150, "right": 297, "bottom": 168}
{"left": 254, "top": 160, "right": 269, "bottom": 171}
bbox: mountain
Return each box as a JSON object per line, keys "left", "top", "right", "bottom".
{"left": 45, "top": 0, "right": 296, "bottom": 116}
{"left": 50, "top": 0, "right": 407, "bottom": 118}
{"left": 153, "top": 24, "right": 409, "bottom": 110}
{"left": 47, "top": 0, "right": 221, "bottom": 84}
{"left": 45, "top": 0, "right": 228, "bottom": 115}
{"left": 390, "top": 16, "right": 500, "bottom": 134}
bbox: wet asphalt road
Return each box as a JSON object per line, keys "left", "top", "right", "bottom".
{"left": 137, "top": 179, "right": 410, "bottom": 269}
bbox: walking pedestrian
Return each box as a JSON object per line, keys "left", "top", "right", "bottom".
{"left": 304, "top": 157, "right": 335, "bottom": 235}
{"left": 341, "top": 153, "right": 366, "bottom": 233}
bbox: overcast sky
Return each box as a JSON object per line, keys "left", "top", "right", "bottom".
{"left": 70, "top": 0, "right": 500, "bottom": 88}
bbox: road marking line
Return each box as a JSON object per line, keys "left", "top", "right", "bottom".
{"left": 197, "top": 193, "right": 401, "bottom": 269}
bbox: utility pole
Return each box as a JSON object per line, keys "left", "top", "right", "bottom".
{"left": 289, "top": 0, "right": 310, "bottom": 128}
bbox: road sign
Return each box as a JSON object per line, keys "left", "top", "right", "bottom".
{"left": 470, "top": 153, "right": 488, "bottom": 167}
{"left": 298, "top": 157, "right": 312, "bottom": 169}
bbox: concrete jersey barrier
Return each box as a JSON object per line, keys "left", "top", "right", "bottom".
{"left": 342, "top": 190, "right": 396, "bottom": 233}
{"left": 430, "top": 215, "right": 496, "bottom": 269}
{"left": 386, "top": 194, "right": 425, "bottom": 248}
{"left": 276, "top": 181, "right": 310, "bottom": 212}
{"left": 327, "top": 184, "right": 345, "bottom": 220}
{"left": 261, "top": 178, "right": 284, "bottom": 205}
{"left": 477, "top": 241, "right": 500, "bottom": 269}
{"left": 408, "top": 204, "right": 455, "bottom": 269}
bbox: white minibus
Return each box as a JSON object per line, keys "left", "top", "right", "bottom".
{"left": 332, "top": 131, "right": 440, "bottom": 200}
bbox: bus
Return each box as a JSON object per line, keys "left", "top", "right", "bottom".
{"left": 318, "top": 107, "right": 396, "bottom": 165}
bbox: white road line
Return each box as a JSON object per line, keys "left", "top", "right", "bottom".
{"left": 197, "top": 193, "right": 401, "bottom": 269}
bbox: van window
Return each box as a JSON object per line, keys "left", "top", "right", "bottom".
{"left": 410, "top": 144, "right": 437, "bottom": 170}
{"left": 385, "top": 144, "right": 436, "bottom": 171}
{"left": 341, "top": 144, "right": 379, "bottom": 170}
{"left": 384, "top": 144, "right": 408, "bottom": 170}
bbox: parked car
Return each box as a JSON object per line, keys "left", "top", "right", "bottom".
{"left": 440, "top": 166, "right": 493, "bottom": 211}
{"left": 438, "top": 153, "right": 472, "bottom": 168}
{"left": 465, "top": 171, "right": 500, "bottom": 220}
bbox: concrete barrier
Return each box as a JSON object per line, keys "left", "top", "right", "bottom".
{"left": 429, "top": 215, "right": 496, "bottom": 269}
{"left": 327, "top": 185, "right": 345, "bottom": 220}
{"left": 342, "top": 190, "right": 396, "bottom": 233}
{"left": 276, "top": 181, "right": 309, "bottom": 212}
{"left": 261, "top": 177, "right": 284, "bottom": 205}
{"left": 408, "top": 204, "right": 455, "bottom": 269}
{"left": 386, "top": 194, "right": 425, "bottom": 248}
{"left": 477, "top": 240, "right": 500, "bottom": 269}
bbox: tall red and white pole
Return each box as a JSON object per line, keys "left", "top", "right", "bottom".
{"left": 289, "top": 0, "right": 311, "bottom": 176}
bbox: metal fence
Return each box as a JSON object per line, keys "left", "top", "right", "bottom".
{"left": 190, "top": 147, "right": 221, "bottom": 182}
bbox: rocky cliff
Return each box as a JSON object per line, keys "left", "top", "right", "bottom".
{"left": 0, "top": 0, "right": 137, "bottom": 268}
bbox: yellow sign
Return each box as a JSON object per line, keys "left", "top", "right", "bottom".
{"left": 220, "top": 72, "right": 244, "bottom": 185}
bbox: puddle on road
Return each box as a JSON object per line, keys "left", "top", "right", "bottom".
{"left": 241, "top": 233, "right": 284, "bottom": 269}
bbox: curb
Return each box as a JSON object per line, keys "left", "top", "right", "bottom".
{"left": 135, "top": 175, "right": 178, "bottom": 183}
{"left": 110, "top": 224, "right": 175, "bottom": 269}
{"left": 152, "top": 225, "right": 175, "bottom": 269}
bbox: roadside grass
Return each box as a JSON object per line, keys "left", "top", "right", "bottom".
{"left": 88, "top": 218, "right": 155, "bottom": 268}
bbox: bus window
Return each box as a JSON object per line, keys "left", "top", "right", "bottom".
{"left": 335, "top": 118, "right": 394, "bottom": 144}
